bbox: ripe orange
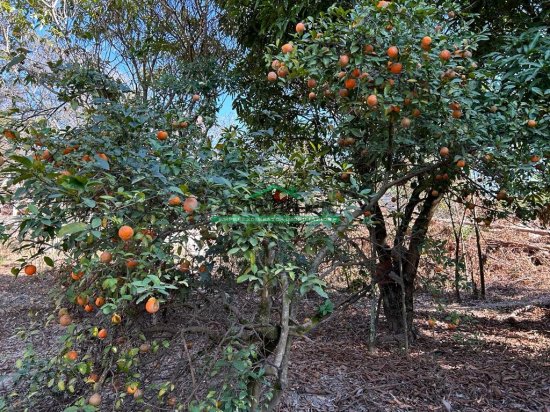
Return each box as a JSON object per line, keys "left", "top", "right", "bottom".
{"left": 199, "top": 264, "right": 207, "bottom": 273}
{"left": 59, "top": 314, "right": 72, "bottom": 326}
{"left": 71, "top": 271, "right": 84, "bottom": 281}
{"left": 412, "top": 108, "right": 421, "bottom": 117}
{"left": 376, "top": 0, "right": 389, "bottom": 8}
{"left": 145, "top": 297, "right": 160, "bottom": 314}
{"left": 183, "top": 196, "right": 198, "bottom": 213}
{"left": 271, "top": 60, "right": 281, "bottom": 70}
{"left": 179, "top": 259, "right": 191, "bottom": 271}
{"left": 180, "top": 121, "right": 189, "bottom": 128}
{"left": 449, "top": 101, "right": 460, "bottom": 111}
{"left": 456, "top": 159, "right": 466, "bottom": 168}
{"left": 421, "top": 36, "right": 432, "bottom": 50}
{"left": 267, "top": 71, "right": 277, "bottom": 82}
{"left": 344, "top": 78, "right": 356, "bottom": 90}
{"left": 338, "top": 88, "right": 349, "bottom": 98}
{"left": 87, "top": 373, "right": 99, "bottom": 383}
{"left": 387, "top": 46, "right": 399, "bottom": 59}
{"left": 439, "top": 147, "right": 449, "bottom": 157}
{"left": 439, "top": 49, "right": 452, "bottom": 61}
{"left": 66, "top": 350, "right": 78, "bottom": 361}
{"left": 400, "top": 117, "right": 411, "bottom": 128}
{"left": 95, "top": 297, "right": 105, "bottom": 307}
{"left": 531, "top": 155, "right": 541, "bottom": 162}
{"left": 363, "top": 44, "right": 374, "bottom": 54}
{"left": 126, "top": 259, "right": 138, "bottom": 269}
{"left": 24, "top": 264, "right": 36, "bottom": 276}
{"left": 389, "top": 62, "right": 402, "bottom": 74}
{"left": 295, "top": 22, "right": 305, "bottom": 34}
{"left": 168, "top": 195, "right": 182, "bottom": 206}
{"left": 118, "top": 225, "right": 134, "bottom": 241}
{"left": 337, "top": 71, "right": 346, "bottom": 79}
{"left": 277, "top": 66, "right": 289, "bottom": 77}
{"left": 527, "top": 119, "right": 537, "bottom": 128}
{"left": 308, "top": 92, "right": 316, "bottom": 100}
{"left": 76, "top": 295, "right": 88, "bottom": 306}
{"left": 338, "top": 55, "right": 349, "bottom": 67}
{"left": 98, "top": 329, "right": 107, "bottom": 339}
{"left": 84, "top": 304, "right": 94, "bottom": 313}
{"left": 3, "top": 129, "right": 16, "bottom": 139}
{"left": 281, "top": 43, "right": 293, "bottom": 54}
{"left": 351, "top": 68, "right": 361, "bottom": 78}
{"left": 452, "top": 109, "right": 463, "bottom": 119}
{"left": 307, "top": 78, "right": 317, "bottom": 88}
{"left": 157, "top": 130, "right": 168, "bottom": 141}
{"left": 100, "top": 251, "right": 112, "bottom": 263}
{"left": 366, "top": 94, "right": 378, "bottom": 107}
{"left": 192, "top": 94, "right": 200, "bottom": 102}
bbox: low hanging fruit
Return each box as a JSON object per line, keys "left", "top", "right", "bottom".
{"left": 439, "top": 49, "right": 451, "bottom": 61}
{"left": 456, "top": 159, "right": 466, "bottom": 168}
{"left": 439, "top": 147, "right": 449, "bottom": 157}
{"left": 281, "top": 43, "right": 293, "bottom": 54}
{"left": 24, "top": 264, "right": 36, "bottom": 276}
{"left": 118, "top": 225, "right": 134, "bottom": 241}
{"left": 95, "top": 297, "right": 105, "bottom": 307}
{"left": 387, "top": 46, "right": 399, "bottom": 59}
{"left": 267, "top": 71, "right": 277, "bottom": 82}
{"left": 168, "top": 195, "right": 182, "bottom": 206}
{"left": 157, "top": 130, "right": 168, "bottom": 141}
{"left": 100, "top": 251, "right": 112, "bottom": 263}
{"left": 367, "top": 94, "right": 378, "bottom": 107}
{"left": 145, "top": 297, "right": 160, "bottom": 314}
{"left": 88, "top": 393, "right": 102, "bottom": 407}
{"left": 295, "top": 22, "right": 305, "bottom": 34}
{"left": 421, "top": 36, "right": 432, "bottom": 50}
{"left": 183, "top": 196, "right": 199, "bottom": 213}
{"left": 66, "top": 350, "right": 78, "bottom": 361}
{"left": 338, "top": 55, "right": 349, "bottom": 67}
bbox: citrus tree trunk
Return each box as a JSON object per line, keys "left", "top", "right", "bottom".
{"left": 372, "top": 189, "right": 442, "bottom": 338}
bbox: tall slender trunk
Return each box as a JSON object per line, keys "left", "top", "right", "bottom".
{"left": 473, "top": 210, "right": 486, "bottom": 299}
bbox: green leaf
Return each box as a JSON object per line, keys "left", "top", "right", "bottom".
{"left": 44, "top": 256, "right": 54, "bottom": 267}
{"left": 57, "top": 222, "right": 88, "bottom": 237}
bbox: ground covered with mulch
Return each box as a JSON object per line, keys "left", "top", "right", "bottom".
{"left": 0, "top": 220, "right": 549, "bottom": 411}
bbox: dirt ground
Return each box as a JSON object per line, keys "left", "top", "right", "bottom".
{"left": 0, "top": 221, "right": 549, "bottom": 411}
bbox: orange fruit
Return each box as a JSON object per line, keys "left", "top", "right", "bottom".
{"left": 192, "top": 94, "right": 200, "bottom": 102}
{"left": 338, "top": 88, "right": 349, "bottom": 98}
{"left": 364, "top": 44, "right": 374, "bottom": 54}
{"left": 456, "top": 159, "right": 466, "bottom": 168}
{"left": 308, "top": 92, "right": 316, "bottom": 100}
{"left": 344, "top": 78, "right": 356, "bottom": 90}
{"left": 168, "top": 195, "right": 182, "bottom": 206}
{"left": 295, "top": 22, "right": 305, "bottom": 34}
{"left": 82, "top": 154, "right": 92, "bottom": 162}
{"left": 145, "top": 297, "right": 160, "bottom": 314}
{"left": 100, "top": 251, "right": 112, "bottom": 263}
{"left": 271, "top": 59, "right": 281, "bottom": 70}
{"left": 97, "top": 153, "right": 108, "bottom": 161}
{"left": 449, "top": 101, "right": 461, "bottom": 110}
{"left": 439, "top": 147, "right": 449, "bottom": 157}
{"left": 3, "top": 129, "right": 16, "bottom": 139}
{"left": 98, "top": 328, "right": 107, "bottom": 339}
{"left": 389, "top": 62, "right": 402, "bottom": 74}
{"left": 126, "top": 384, "right": 138, "bottom": 395}
{"left": 24, "top": 264, "right": 36, "bottom": 276}
{"left": 376, "top": 0, "right": 389, "bottom": 8}
{"left": 400, "top": 117, "right": 411, "bottom": 128}
{"left": 281, "top": 43, "right": 293, "bottom": 54}
{"left": 180, "top": 121, "right": 189, "bottom": 128}
{"left": 351, "top": 68, "right": 361, "bottom": 78}
{"left": 338, "top": 55, "right": 349, "bottom": 67}
{"left": 95, "top": 297, "right": 105, "bottom": 307}
{"left": 421, "top": 36, "right": 432, "bottom": 50}
{"left": 527, "top": 119, "right": 537, "bottom": 128}
{"left": 531, "top": 155, "right": 541, "bottom": 163}
{"left": 126, "top": 259, "right": 138, "bottom": 269}
{"left": 71, "top": 271, "right": 84, "bottom": 281}
{"left": 66, "top": 350, "right": 78, "bottom": 361}
{"left": 183, "top": 197, "right": 198, "bottom": 213}
{"left": 59, "top": 314, "right": 72, "bottom": 326}
{"left": 387, "top": 46, "right": 399, "bottom": 59}
{"left": 412, "top": 108, "right": 421, "bottom": 117}
{"left": 179, "top": 259, "right": 191, "bottom": 271}
{"left": 157, "top": 130, "right": 168, "bottom": 141}
{"left": 439, "top": 49, "right": 452, "bottom": 61}
{"left": 199, "top": 264, "right": 207, "bottom": 273}
{"left": 84, "top": 304, "right": 94, "bottom": 313}
{"left": 307, "top": 78, "right": 317, "bottom": 88}
{"left": 452, "top": 109, "right": 463, "bottom": 119}
{"left": 76, "top": 295, "right": 88, "bottom": 306}
{"left": 118, "top": 225, "right": 134, "bottom": 241}
{"left": 366, "top": 94, "right": 378, "bottom": 107}
{"left": 267, "top": 71, "right": 277, "bottom": 82}
{"left": 277, "top": 66, "right": 288, "bottom": 77}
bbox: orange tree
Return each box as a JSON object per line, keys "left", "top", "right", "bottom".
{"left": 257, "top": 0, "right": 549, "bottom": 337}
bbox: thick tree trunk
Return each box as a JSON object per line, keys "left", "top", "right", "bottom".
{"left": 373, "top": 191, "right": 442, "bottom": 338}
